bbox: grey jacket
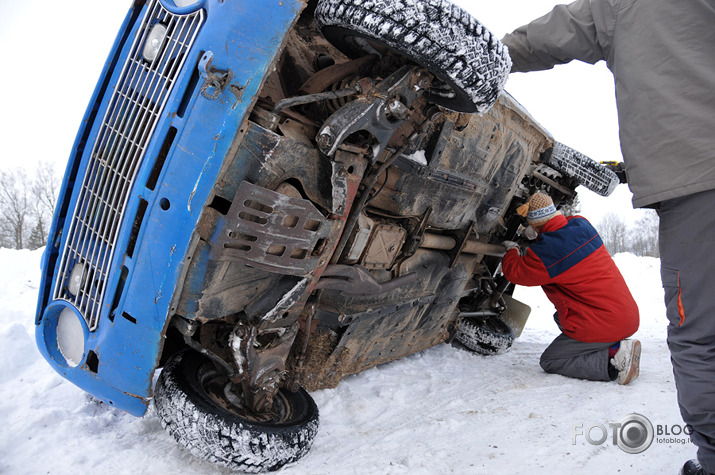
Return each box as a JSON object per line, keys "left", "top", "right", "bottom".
{"left": 502, "top": 0, "right": 715, "bottom": 208}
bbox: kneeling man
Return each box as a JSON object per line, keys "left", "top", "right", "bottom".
{"left": 502, "top": 192, "right": 641, "bottom": 385}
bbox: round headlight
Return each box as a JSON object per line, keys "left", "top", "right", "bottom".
{"left": 142, "top": 23, "right": 167, "bottom": 63}
{"left": 68, "top": 263, "right": 85, "bottom": 296}
{"left": 57, "top": 307, "right": 85, "bottom": 367}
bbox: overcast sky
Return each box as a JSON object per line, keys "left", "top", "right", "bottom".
{"left": 0, "top": 0, "right": 643, "bottom": 224}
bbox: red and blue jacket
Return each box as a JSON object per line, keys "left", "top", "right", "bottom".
{"left": 502, "top": 215, "right": 639, "bottom": 343}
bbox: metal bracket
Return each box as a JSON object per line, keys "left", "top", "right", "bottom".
{"left": 229, "top": 321, "right": 299, "bottom": 413}
{"left": 198, "top": 51, "right": 235, "bottom": 100}
{"left": 316, "top": 65, "right": 430, "bottom": 158}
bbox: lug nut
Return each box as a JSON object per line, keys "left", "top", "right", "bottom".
{"left": 317, "top": 133, "right": 333, "bottom": 150}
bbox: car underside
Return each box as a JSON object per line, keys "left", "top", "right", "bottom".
{"left": 35, "top": 0, "right": 619, "bottom": 471}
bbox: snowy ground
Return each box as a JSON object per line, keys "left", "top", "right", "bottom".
{"left": 0, "top": 249, "right": 695, "bottom": 474}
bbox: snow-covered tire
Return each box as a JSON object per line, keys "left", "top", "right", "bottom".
{"left": 154, "top": 351, "right": 319, "bottom": 473}
{"left": 545, "top": 142, "right": 620, "bottom": 197}
{"left": 315, "top": 0, "right": 511, "bottom": 113}
{"left": 454, "top": 317, "right": 515, "bottom": 356}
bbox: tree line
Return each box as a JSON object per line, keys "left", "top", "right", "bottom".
{"left": 0, "top": 162, "right": 60, "bottom": 250}
{"left": 596, "top": 210, "right": 660, "bottom": 258}
{"left": 564, "top": 195, "right": 659, "bottom": 258}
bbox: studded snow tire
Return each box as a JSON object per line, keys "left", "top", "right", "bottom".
{"left": 154, "top": 351, "right": 319, "bottom": 473}
{"left": 455, "top": 317, "right": 515, "bottom": 356}
{"left": 546, "top": 142, "right": 620, "bottom": 197}
{"left": 315, "top": 0, "right": 511, "bottom": 113}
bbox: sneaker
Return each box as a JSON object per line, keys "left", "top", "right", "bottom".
{"left": 680, "top": 459, "right": 707, "bottom": 475}
{"left": 610, "top": 339, "right": 641, "bottom": 385}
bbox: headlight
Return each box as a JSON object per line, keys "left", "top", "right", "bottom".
{"left": 142, "top": 23, "right": 167, "bottom": 62}
{"left": 68, "top": 263, "right": 85, "bottom": 296}
{"left": 174, "top": 0, "right": 201, "bottom": 7}
{"left": 57, "top": 307, "right": 85, "bottom": 367}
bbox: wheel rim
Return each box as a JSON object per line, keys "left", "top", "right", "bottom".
{"left": 196, "top": 361, "right": 294, "bottom": 424}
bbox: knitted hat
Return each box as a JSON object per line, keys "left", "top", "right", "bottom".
{"left": 516, "top": 192, "right": 562, "bottom": 227}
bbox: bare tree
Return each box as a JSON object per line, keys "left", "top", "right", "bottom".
{"left": 628, "top": 210, "right": 660, "bottom": 257}
{"left": 32, "top": 161, "right": 59, "bottom": 218}
{"left": 30, "top": 162, "right": 61, "bottom": 247}
{"left": 0, "top": 221, "right": 12, "bottom": 248}
{"left": 0, "top": 169, "right": 30, "bottom": 249}
{"left": 597, "top": 212, "right": 628, "bottom": 255}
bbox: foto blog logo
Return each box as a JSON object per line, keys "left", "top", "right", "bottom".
{"left": 573, "top": 413, "right": 654, "bottom": 454}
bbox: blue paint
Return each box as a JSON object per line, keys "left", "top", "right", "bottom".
{"left": 35, "top": 0, "right": 305, "bottom": 415}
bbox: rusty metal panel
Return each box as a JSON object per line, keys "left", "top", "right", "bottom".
{"left": 215, "top": 181, "right": 332, "bottom": 275}
{"left": 298, "top": 294, "right": 441, "bottom": 391}
{"left": 362, "top": 224, "right": 406, "bottom": 269}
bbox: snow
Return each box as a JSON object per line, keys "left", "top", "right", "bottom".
{"left": 403, "top": 150, "right": 428, "bottom": 166}
{"left": 0, "top": 0, "right": 695, "bottom": 471}
{"left": 0, "top": 248, "right": 696, "bottom": 474}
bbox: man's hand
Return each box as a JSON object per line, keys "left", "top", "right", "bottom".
{"left": 601, "top": 161, "right": 628, "bottom": 184}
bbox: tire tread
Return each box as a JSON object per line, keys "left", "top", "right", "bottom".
{"left": 455, "top": 317, "right": 515, "bottom": 356}
{"left": 315, "top": 0, "right": 510, "bottom": 113}
{"left": 154, "top": 352, "right": 319, "bottom": 473}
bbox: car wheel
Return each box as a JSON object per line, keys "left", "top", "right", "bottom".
{"left": 545, "top": 142, "right": 620, "bottom": 197}
{"left": 315, "top": 0, "right": 511, "bottom": 113}
{"left": 454, "top": 316, "right": 515, "bottom": 356}
{"left": 154, "top": 351, "right": 319, "bottom": 473}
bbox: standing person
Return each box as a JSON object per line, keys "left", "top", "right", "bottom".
{"left": 501, "top": 2, "right": 715, "bottom": 474}
{"left": 501, "top": 192, "right": 640, "bottom": 385}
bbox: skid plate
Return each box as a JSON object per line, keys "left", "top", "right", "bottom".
{"left": 216, "top": 181, "right": 332, "bottom": 275}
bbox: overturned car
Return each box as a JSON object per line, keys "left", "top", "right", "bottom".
{"left": 35, "top": 0, "right": 618, "bottom": 471}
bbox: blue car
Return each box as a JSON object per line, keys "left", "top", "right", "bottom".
{"left": 35, "top": 0, "right": 618, "bottom": 470}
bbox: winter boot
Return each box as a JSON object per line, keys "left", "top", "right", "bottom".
{"left": 610, "top": 339, "right": 641, "bottom": 385}
{"left": 680, "top": 459, "right": 712, "bottom": 475}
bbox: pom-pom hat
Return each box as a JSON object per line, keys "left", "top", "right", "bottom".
{"left": 516, "top": 192, "right": 562, "bottom": 227}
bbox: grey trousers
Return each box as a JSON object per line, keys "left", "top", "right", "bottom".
{"left": 659, "top": 189, "right": 715, "bottom": 473}
{"left": 540, "top": 332, "right": 616, "bottom": 382}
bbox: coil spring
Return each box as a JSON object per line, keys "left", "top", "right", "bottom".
{"left": 524, "top": 175, "right": 551, "bottom": 193}
{"left": 524, "top": 164, "right": 566, "bottom": 194}
{"left": 321, "top": 76, "right": 359, "bottom": 115}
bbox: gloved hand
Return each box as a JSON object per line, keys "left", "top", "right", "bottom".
{"left": 601, "top": 161, "right": 628, "bottom": 184}
{"left": 501, "top": 241, "right": 520, "bottom": 252}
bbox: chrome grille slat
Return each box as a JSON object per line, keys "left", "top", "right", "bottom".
{"left": 54, "top": 1, "right": 205, "bottom": 330}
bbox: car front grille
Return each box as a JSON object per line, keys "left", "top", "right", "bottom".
{"left": 53, "top": 0, "right": 204, "bottom": 330}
